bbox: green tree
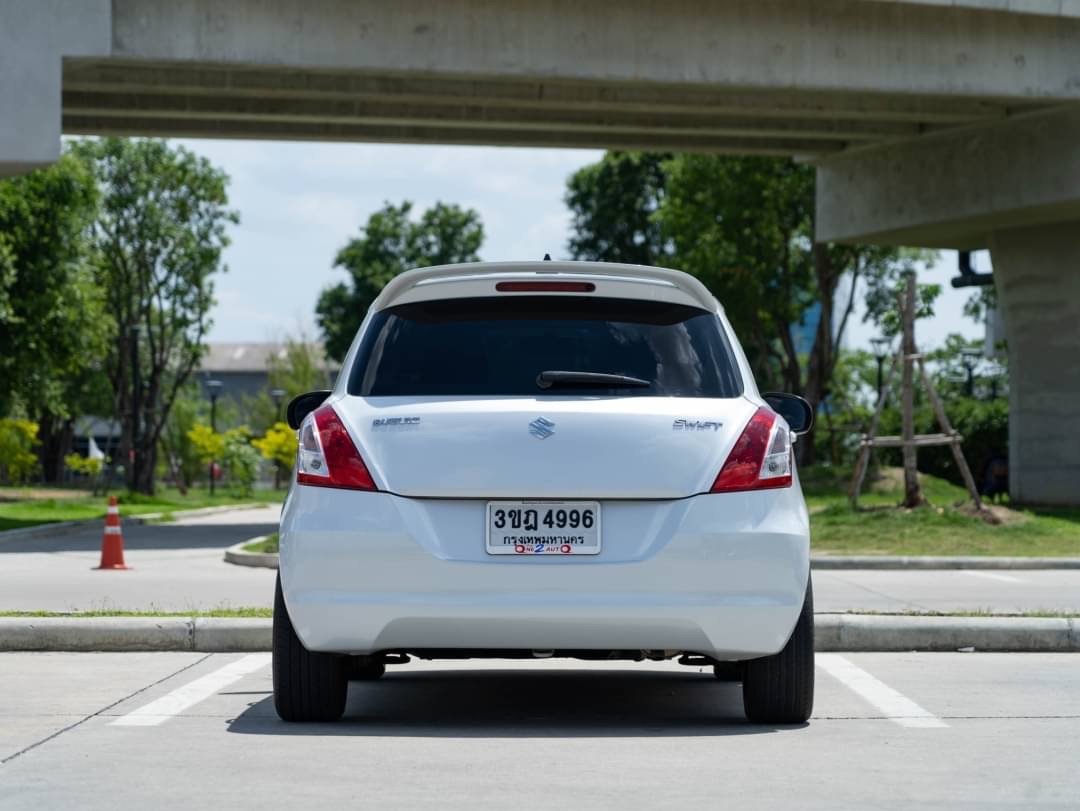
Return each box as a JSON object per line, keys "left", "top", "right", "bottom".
{"left": 0, "top": 152, "right": 113, "bottom": 481}
{"left": 663, "top": 155, "right": 929, "bottom": 462}
{"left": 72, "top": 138, "right": 238, "bottom": 494}
{"left": 565, "top": 152, "right": 671, "bottom": 264}
{"left": 316, "top": 201, "right": 483, "bottom": 361}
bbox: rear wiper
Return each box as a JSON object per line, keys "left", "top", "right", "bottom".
{"left": 536, "top": 370, "right": 651, "bottom": 390}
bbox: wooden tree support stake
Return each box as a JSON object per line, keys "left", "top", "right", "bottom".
{"left": 848, "top": 275, "right": 985, "bottom": 512}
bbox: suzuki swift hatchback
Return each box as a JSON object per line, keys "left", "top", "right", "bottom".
{"left": 274, "top": 261, "right": 815, "bottom": 724}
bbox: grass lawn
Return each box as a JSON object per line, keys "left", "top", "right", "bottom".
{"left": 243, "top": 531, "right": 279, "bottom": 554}
{"left": 0, "top": 486, "right": 284, "bottom": 533}
{"left": 804, "top": 466, "right": 1080, "bottom": 557}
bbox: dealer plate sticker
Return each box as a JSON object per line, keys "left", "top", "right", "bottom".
{"left": 485, "top": 501, "right": 601, "bottom": 555}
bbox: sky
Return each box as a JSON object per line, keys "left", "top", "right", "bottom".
{"left": 174, "top": 138, "right": 987, "bottom": 353}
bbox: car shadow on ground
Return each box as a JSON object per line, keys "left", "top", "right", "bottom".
{"left": 226, "top": 668, "right": 804, "bottom": 737}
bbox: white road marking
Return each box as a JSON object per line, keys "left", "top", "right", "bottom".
{"left": 110, "top": 654, "right": 271, "bottom": 727}
{"left": 960, "top": 570, "right": 1024, "bottom": 583}
{"left": 817, "top": 653, "right": 948, "bottom": 728}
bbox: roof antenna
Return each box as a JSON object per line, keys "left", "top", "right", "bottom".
{"left": 543, "top": 253, "right": 551, "bottom": 261}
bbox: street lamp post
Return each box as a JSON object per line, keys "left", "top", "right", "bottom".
{"left": 205, "top": 379, "right": 223, "bottom": 496}
{"left": 269, "top": 388, "right": 286, "bottom": 488}
{"left": 960, "top": 349, "right": 983, "bottom": 398}
{"left": 985, "top": 362, "right": 1006, "bottom": 399}
{"left": 129, "top": 324, "right": 142, "bottom": 492}
{"left": 270, "top": 388, "right": 286, "bottom": 421}
{"left": 869, "top": 337, "right": 892, "bottom": 404}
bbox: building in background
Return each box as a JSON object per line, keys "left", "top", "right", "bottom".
{"left": 198, "top": 342, "right": 339, "bottom": 405}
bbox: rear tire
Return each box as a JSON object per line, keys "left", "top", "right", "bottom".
{"left": 742, "top": 577, "right": 814, "bottom": 724}
{"left": 273, "top": 574, "right": 348, "bottom": 722}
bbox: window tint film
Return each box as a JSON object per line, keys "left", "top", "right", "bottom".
{"left": 349, "top": 296, "right": 743, "bottom": 398}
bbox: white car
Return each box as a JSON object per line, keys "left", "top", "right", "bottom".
{"left": 274, "top": 261, "right": 815, "bottom": 724}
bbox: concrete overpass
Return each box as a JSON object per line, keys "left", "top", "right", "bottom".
{"left": 3, "top": 0, "right": 1079, "bottom": 503}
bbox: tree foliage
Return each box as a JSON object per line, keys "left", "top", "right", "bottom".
{"left": 0, "top": 152, "right": 113, "bottom": 480}
{"left": 72, "top": 138, "right": 238, "bottom": 494}
{"left": 565, "top": 152, "right": 670, "bottom": 264}
{"left": 0, "top": 418, "right": 40, "bottom": 485}
{"left": 316, "top": 201, "right": 483, "bottom": 360}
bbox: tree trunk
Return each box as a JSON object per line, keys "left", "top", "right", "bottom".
{"left": 37, "top": 414, "right": 75, "bottom": 484}
{"left": 900, "top": 274, "right": 923, "bottom": 507}
{"left": 799, "top": 245, "right": 841, "bottom": 467}
{"left": 134, "top": 439, "right": 157, "bottom": 495}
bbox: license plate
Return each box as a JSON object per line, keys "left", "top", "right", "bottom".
{"left": 485, "top": 501, "right": 601, "bottom": 555}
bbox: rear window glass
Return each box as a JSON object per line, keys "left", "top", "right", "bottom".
{"left": 348, "top": 296, "right": 743, "bottom": 398}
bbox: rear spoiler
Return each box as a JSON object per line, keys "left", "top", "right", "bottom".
{"left": 371, "top": 261, "right": 722, "bottom": 314}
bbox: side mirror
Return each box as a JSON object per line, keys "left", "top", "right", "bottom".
{"left": 286, "top": 390, "right": 332, "bottom": 430}
{"left": 762, "top": 392, "right": 814, "bottom": 436}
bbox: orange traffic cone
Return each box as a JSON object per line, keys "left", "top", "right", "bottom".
{"left": 95, "top": 495, "right": 130, "bottom": 570}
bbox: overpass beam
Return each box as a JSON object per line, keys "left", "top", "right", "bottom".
{"left": 816, "top": 105, "right": 1080, "bottom": 505}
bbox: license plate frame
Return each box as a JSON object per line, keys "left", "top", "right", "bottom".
{"left": 485, "top": 501, "right": 601, "bottom": 556}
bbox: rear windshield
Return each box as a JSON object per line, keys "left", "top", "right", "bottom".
{"left": 348, "top": 296, "right": 743, "bottom": 398}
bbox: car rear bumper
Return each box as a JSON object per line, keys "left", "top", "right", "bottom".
{"left": 279, "top": 485, "right": 810, "bottom": 659}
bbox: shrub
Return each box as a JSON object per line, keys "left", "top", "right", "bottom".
{"left": 0, "top": 418, "right": 40, "bottom": 484}
{"left": 64, "top": 453, "right": 103, "bottom": 478}
{"left": 222, "top": 427, "right": 260, "bottom": 496}
{"left": 252, "top": 422, "right": 297, "bottom": 472}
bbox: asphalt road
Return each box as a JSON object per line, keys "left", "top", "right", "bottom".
{"left": 1, "top": 506, "right": 1079, "bottom": 613}
{"left": 0, "top": 651, "right": 1077, "bottom": 808}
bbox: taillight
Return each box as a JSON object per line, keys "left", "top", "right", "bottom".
{"left": 710, "top": 406, "right": 793, "bottom": 493}
{"left": 295, "top": 404, "right": 376, "bottom": 491}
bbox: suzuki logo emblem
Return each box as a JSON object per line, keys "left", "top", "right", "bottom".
{"left": 528, "top": 417, "right": 555, "bottom": 439}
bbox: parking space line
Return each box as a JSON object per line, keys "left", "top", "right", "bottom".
{"left": 960, "top": 570, "right": 1024, "bottom": 583}
{"left": 109, "top": 654, "right": 271, "bottom": 727}
{"left": 817, "top": 654, "right": 948, "bottom": 729}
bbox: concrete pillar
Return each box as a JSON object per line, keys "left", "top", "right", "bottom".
{"left": 0, "top": 1, "right": 110, "bottom": 176}
{"left": 990, "top": 222, "right": 1080, "bottom": 505}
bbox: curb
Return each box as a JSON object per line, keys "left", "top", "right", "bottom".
{"left": 0, "top": 617, "right": 271, "bottom": 652}
{"left": 224, "top": 537, "right": 279, "bottom": 569}
{"left": 1, "top": 615, "right": 1076, "bottom": 653}
{"left": 0, "top": 503, "right": 276, "bottom": 544}
{"left": 134, "top": 504, "right": 275, "bottom": 524}
{"left": 815, "top": 614, "right": 1080, "bottom": 651}
{"left": 811, "top": 555, "right": 1080, "bottom": 570}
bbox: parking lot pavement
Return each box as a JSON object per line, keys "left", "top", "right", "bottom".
{"left": 0, "top": 652, "right": 1077, "bottom": 809}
